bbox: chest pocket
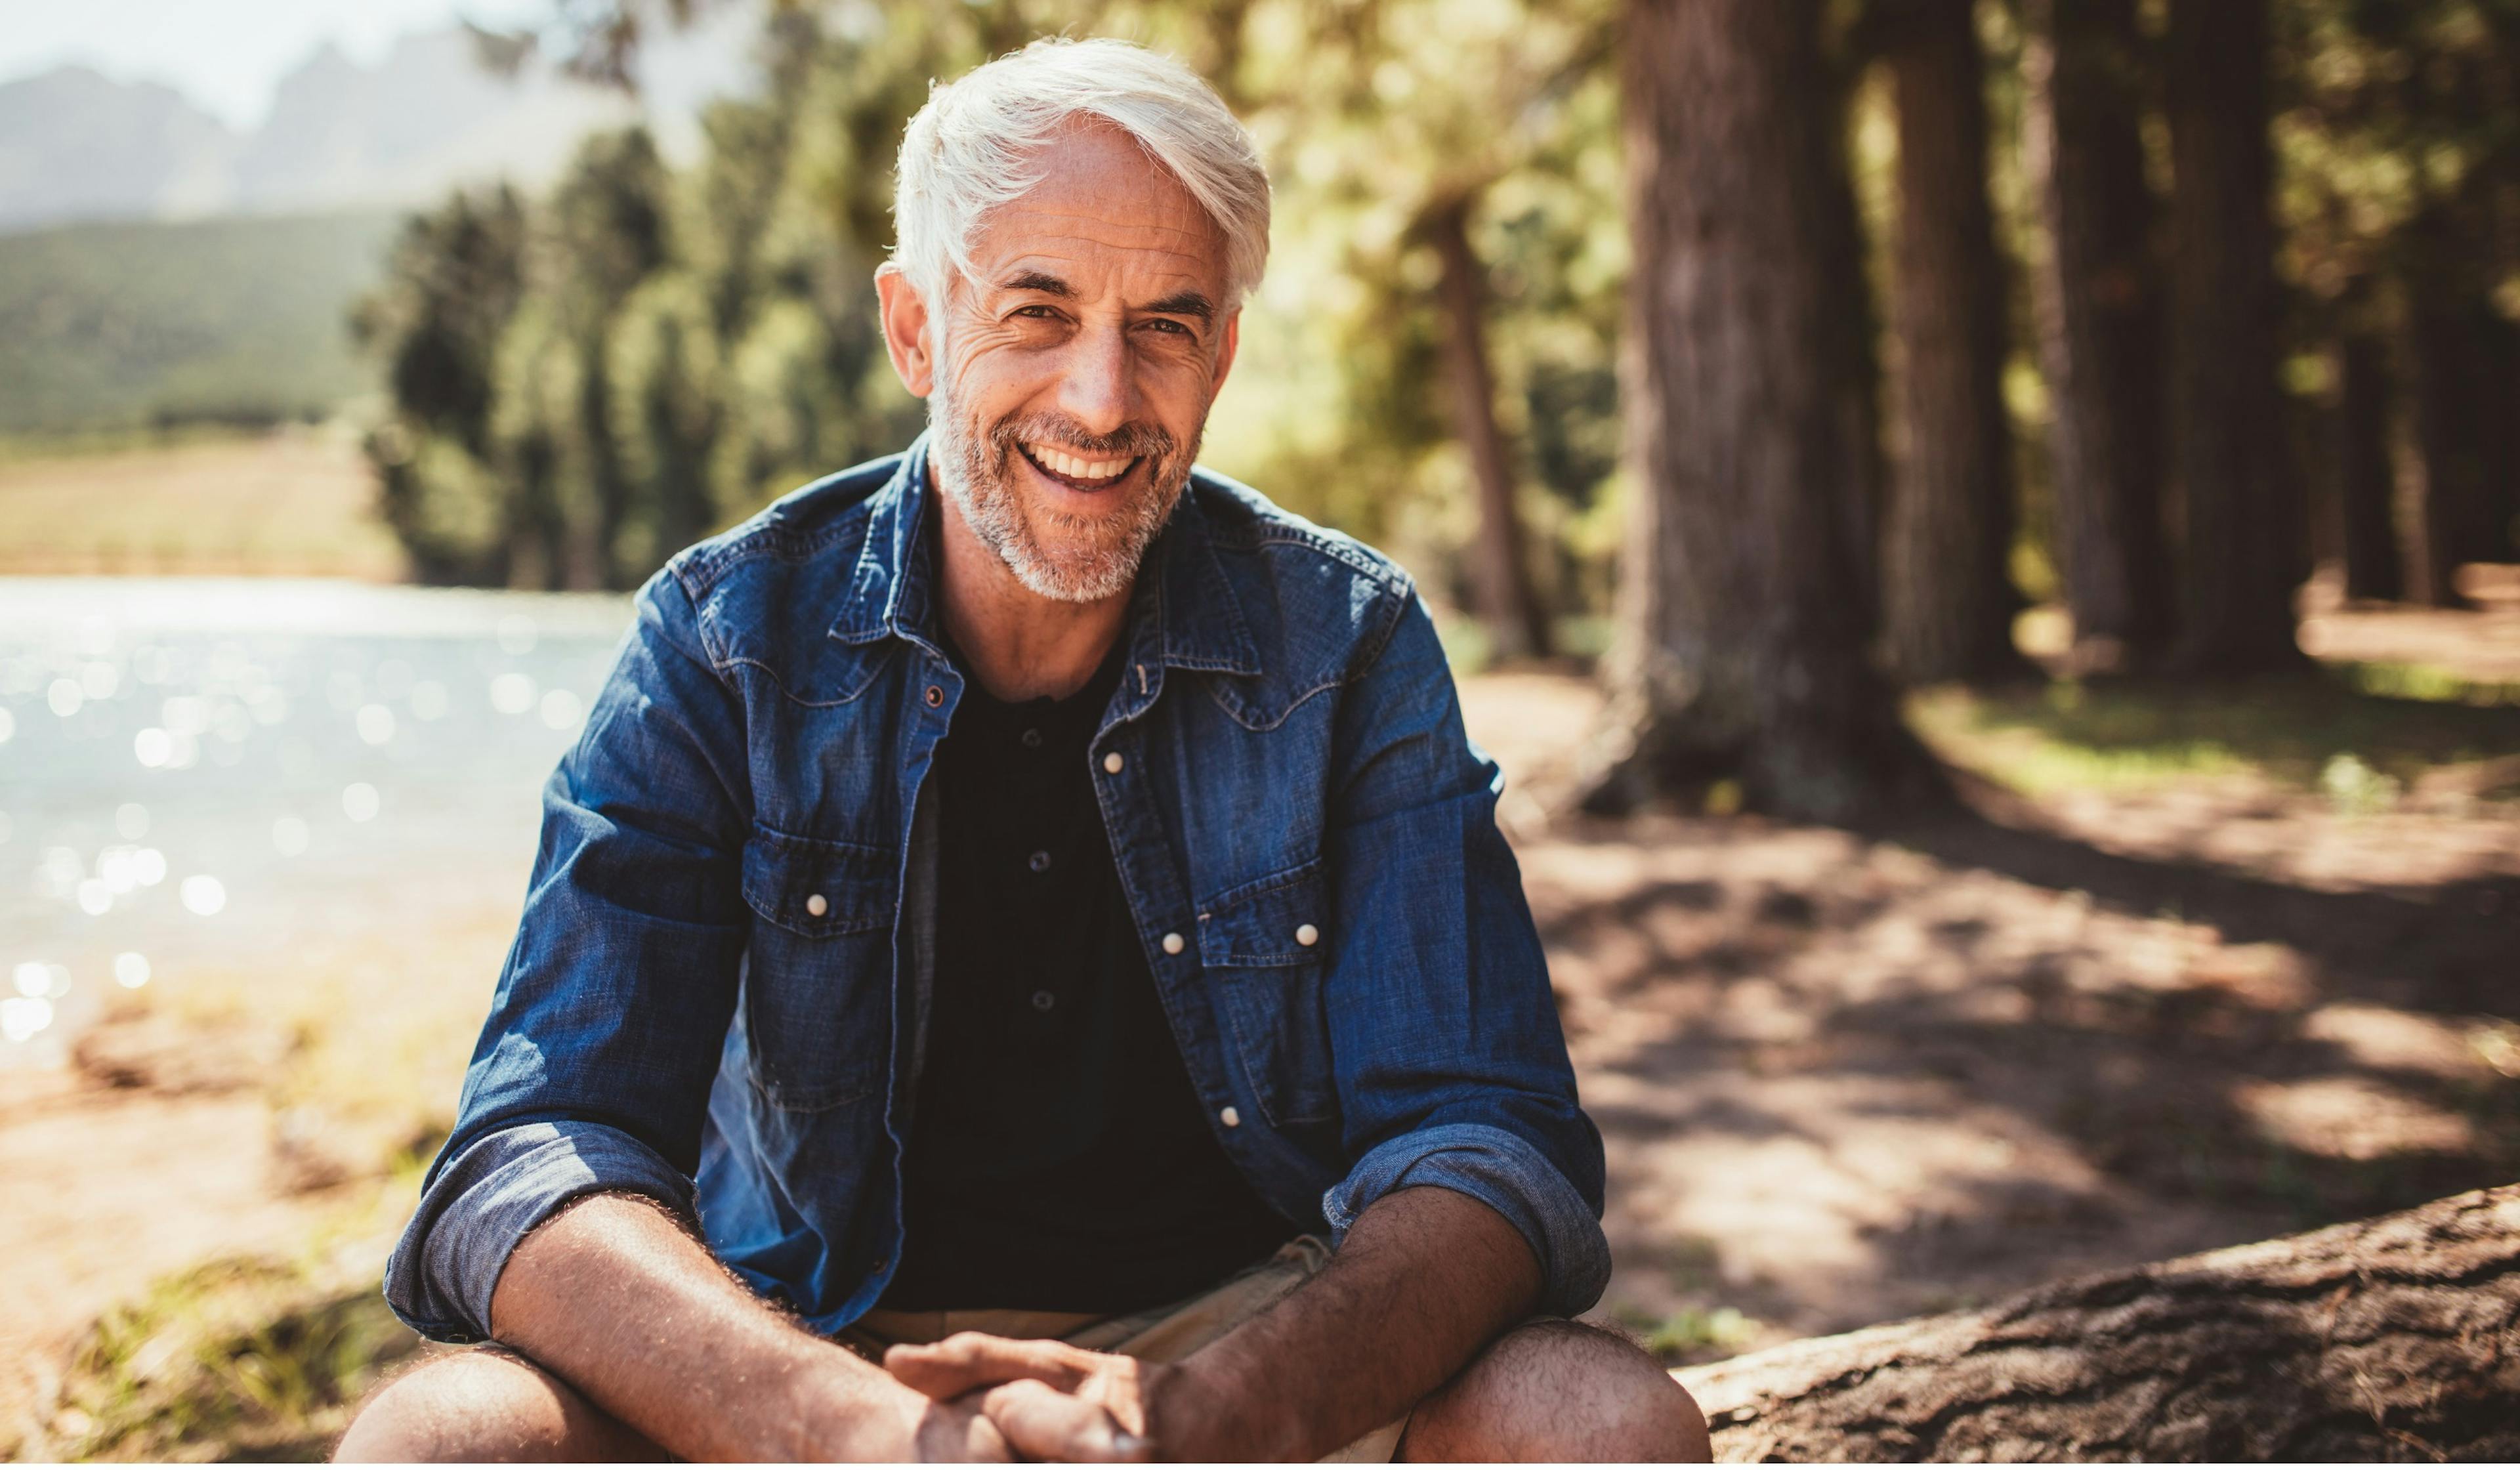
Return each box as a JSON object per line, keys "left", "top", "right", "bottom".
{"left": 740, "top": 825, "right": 897, "bottom": 1112}
{"left": 1200, "top": 859, "right": 1339, "bottom": 1128}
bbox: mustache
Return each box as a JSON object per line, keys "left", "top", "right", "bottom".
{"left": 987, "top": 412, "right": 1177, "bottom": 465}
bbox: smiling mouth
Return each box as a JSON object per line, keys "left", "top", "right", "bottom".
{"left": 1017, "top": 440, "right": 1142, "bottom": 492}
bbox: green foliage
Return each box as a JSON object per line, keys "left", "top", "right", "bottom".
{"left": 0, "top": 212, "right": 397, "bottom": 436}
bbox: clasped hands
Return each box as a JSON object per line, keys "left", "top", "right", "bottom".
{"left": 885, "top": 1332, "right": 1195, "bottom": 1462}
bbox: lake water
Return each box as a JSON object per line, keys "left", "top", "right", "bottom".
{"left": 0, "top": 578, "right": 636, "bottom": 1067}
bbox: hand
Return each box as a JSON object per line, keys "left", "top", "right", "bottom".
{"left": 886, "top": 1334, "right": 1177, "bottom": 1462}
{"left": 864, "top": 1373, "right": 1017, "bottom": 1462}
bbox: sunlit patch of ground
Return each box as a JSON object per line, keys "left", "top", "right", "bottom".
{"left": 0, "top": 429, "right": 402, "bottom": 580}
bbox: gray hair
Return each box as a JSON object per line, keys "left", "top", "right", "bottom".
{"left": 891, "top": 37, "right": 1270, "bottom": 314}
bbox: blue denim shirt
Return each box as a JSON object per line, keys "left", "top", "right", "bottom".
{"left": 384, "top": 438, "right": 1608, "bottom": 1343}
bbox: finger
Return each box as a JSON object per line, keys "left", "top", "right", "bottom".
{"left": 980, "top": 1379, "right": 1152, "bottom": 1464}
{"left": 887, "top": 1333, "right": 1089, "bottom": 1400}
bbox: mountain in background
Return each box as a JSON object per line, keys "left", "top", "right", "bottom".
{"left": 0, "top": 23, "right": 741, "bottom": 234}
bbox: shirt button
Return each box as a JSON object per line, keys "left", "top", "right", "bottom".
{"left": 1031, "top": 990, "right": 1056, "bottom": 1012}
{"left": 924, "top": 684, "right": 944, "bottom": 707}
{"left": 1021, "top": 728, "right": 1043, "bottom": 749}
{"left": 1295, "top": 922, "right": 1319, "bottom": 947}
{"left": 1102, "top": 751, "right": 1124, "bottom": 774}
{"left": 1219, "top": 1105, "right": 1241, "bottom": 1128}
{"left": 805, "top": 893, "right": 828, "bottom": 917}
{"left": 1162, "top": 931, "right": 1185, "bottom": 955}
{"left": 1028, "top": 850, "right": 1051, "bottom": 873}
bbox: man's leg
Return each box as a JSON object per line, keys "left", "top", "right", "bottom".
{"left": 333, "top": 1346, "right": 669, "bottom": 1462}
{"left": 1395, "top": 1320, "right": 1712, "bottom": 1461}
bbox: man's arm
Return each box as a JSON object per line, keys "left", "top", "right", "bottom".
{"left": 491, "top": 1192, "right": 1009, "bottom": 1461}
{"left": 1164, "top": 1183, "right": 1538, "bottom": 1458}
{"left": 887, "top": 1184, "right": 1537, "bottom": 1461}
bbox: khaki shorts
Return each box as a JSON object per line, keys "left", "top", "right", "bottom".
{"left": 839, "top": 1234, "right": 1406, "bottom": 1461}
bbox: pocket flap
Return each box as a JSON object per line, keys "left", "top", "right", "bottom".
{"left": 740, "top": 826, "right": 896, "bottom": 937}
{"left": 1198, "top": 860, "right": 1329, "bottom": 967}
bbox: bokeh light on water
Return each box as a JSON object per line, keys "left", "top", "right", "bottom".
{"left": 0, "top": 578, "right": 632, "bottom": 1067}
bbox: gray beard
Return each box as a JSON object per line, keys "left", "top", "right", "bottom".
{"left": 927, "top": 381, "right": 1198, "bottom": 604}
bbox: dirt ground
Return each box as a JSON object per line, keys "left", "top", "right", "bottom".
{"left": 6, "top": 598, "right": 2519, "bottom": 1456}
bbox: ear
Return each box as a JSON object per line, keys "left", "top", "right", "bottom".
{"left": 1209, "top": 310, "right": 1242, "bottom": 397}
{"left": 875, "top": 262, "right": 936, "bottom": 398}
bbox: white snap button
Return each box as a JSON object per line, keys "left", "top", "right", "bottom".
{"left": 1295, "top": 923, "right": 1318, "bottom": 947}
{"left": 1219, "top": 1105, "right": 1241, "bottom": 1127}
{"left": 1102, "top": 751, "right": 1124, "bottom": 774}
{"left": 1162, "top": 932, "right": 1185, "bottom": 955}
{"left": 805, "top": 893, "right": 828, "bottom": 917}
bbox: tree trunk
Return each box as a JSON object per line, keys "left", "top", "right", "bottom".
{"left": 2401, "top": 211, "right": 2519, "bottom": 609}
{"left": 1427, "top": 196, "right": 1553, "bottom": 662}
{"left": 1676, "top": 1183, "right": 2520, "bottom": 1461}
{"left": 2334, "top": 322, "right": 2404, "bottom": 604}
{"left": 2023, "top": 0, "right": 2172, "bottom": 673}
{"left": 1594, "top": 0, "right": 1939, "bottom": 823}
{"left": 1879, "top": 0, "right": 2028, "bottom": 684}
{"left": 2163, "top": 0, "right": 2305, "bottom": 671}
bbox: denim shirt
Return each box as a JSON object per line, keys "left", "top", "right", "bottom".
{"left": 383, "top": 438, "right": 1608, "bottom": 1343}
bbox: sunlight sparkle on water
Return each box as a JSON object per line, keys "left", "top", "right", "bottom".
{"left": 410, "top": 680, "right": 450, "bottom": 721}
{"left": 539, "top": 688, "right": 585, "bottom": 732}
{"left": 47, "top": 679, "right": 81, "bottom": 717}
{"left": 115, "top": 803, "right": 148, "bottom": 839}
{"left": 356, "top": 703, "right": 398, "bottom": 746}
{"left": 273, "top": 816, "right": 310, "bottom": 856}
{"left": 1, "top": 996, "right": 52, "bottom": 1042}
{"left": 133, "top": 848, "right": 166, "bottom": 886}
{"left": 0, "top": 707, "right": 14, "bottom": 744}
{"left": 342, "top": 782, "right": 381, "bottom": 823}
{"left": 76, "top": 879, "right": 112, "bottom": 915}
{"left": 498, "top": 615, "right": 538, "bottom": 656}
{"left": 180, "top": 875, "right": 227, "bottom": 916}
{"left": 114, "top": 952, "right": 150, "bottom": 989}
{"left": 490, "top": 673, "right": 537, "bottom": 715}
{"left": 134, "top": 728, "right": 171, "bottom": 768}
{"left": 12, "top": 962, "right": 46, "bottom": 998}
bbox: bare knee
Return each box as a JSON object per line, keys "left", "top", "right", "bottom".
{"left": 1402, "top": 1320, "right": 1712, "bottom": 1462}
{"left": 333, "top": 1346, "right": 664, "bottom": 1463}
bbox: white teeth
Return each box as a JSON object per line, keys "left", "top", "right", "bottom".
{"left": 1026, "top": 443, "right": 1129, "bottom": 480}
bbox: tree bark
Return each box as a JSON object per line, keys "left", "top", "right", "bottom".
{"left": 1595, "top": 0, "right": 1939, "bottom": 822}
{"left": 2334, "top": 321, "right": 2404, "bottom": 604}
{"left": 1676, "top": 1183, "right": 2520, "bottom": 1461}
{"left": 2163, "top": 0, "right": 2305, "bottom": 671}
{"left": 1427, "top": 195, "right": 1553, "bottom": 662}
{"left": 2023, "top": 0, "right": 2172, "bottom": 673}
{"left": 1879, "top": 0, "right": 2029, "bottom": 684}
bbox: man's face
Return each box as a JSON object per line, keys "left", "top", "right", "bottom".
{"left": 896, "top": 122, "right": 1240, "bottom": 603}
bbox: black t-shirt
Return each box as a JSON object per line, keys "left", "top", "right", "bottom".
{"left": 876, "top": 636, "right": 1295, "bottom": 1313}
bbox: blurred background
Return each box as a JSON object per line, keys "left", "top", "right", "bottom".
{"left": 0, "top": 0, "right": 2515, "bottom": 1458}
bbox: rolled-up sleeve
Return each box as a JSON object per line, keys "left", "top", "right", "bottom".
{"left": 383, "top": 562, "right": 753, "bottom": 1342}
{"left": 1315, "top": 592, "right": 1610, "bottom": 1319}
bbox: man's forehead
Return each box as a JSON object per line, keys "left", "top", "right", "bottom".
{"left": 963, "top": 123, "right": 1228, "bottom": 297}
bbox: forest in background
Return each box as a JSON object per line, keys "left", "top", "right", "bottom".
{"left": 354, "top": 0, "right": 2520, "bottom": 714}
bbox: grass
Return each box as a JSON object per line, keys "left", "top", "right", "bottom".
{"left": 0, "top": 423, "right": 404, "bottom": 578}
{"left": 1908, "top": 669, "right": 2520, "bottom": 799}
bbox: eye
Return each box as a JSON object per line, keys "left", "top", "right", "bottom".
{"left": 1141, "top": 318, "right": 1191, "bottom": 335}
{"left": 1013, "top": 304, "right": 1062, "bottom": 321}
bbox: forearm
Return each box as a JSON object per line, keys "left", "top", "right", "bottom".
{"left": 1156, "top": 1185, "right": 1542, "bottom": 1460}
{"left": 486, "top": 1192, "right": 935, "bottom": 1461}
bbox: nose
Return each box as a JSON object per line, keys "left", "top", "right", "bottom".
{"left": 1052, "top": 321, "right": 1133, "bottom": 438}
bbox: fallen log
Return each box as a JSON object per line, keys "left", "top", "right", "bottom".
{"left": 1673, "top": 1185, "right": 2520, "bottom": 1461}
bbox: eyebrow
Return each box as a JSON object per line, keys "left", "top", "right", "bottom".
{"left": 996, "top": 271, "right": 1216, "bottom": 324}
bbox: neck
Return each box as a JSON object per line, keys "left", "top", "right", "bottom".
{"left": 932, "top": 478, "right": 1135, "bottom": 704}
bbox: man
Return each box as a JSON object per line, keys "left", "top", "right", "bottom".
{"left": 337, "top": 36, "right": 1708, "bottom": 1462}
